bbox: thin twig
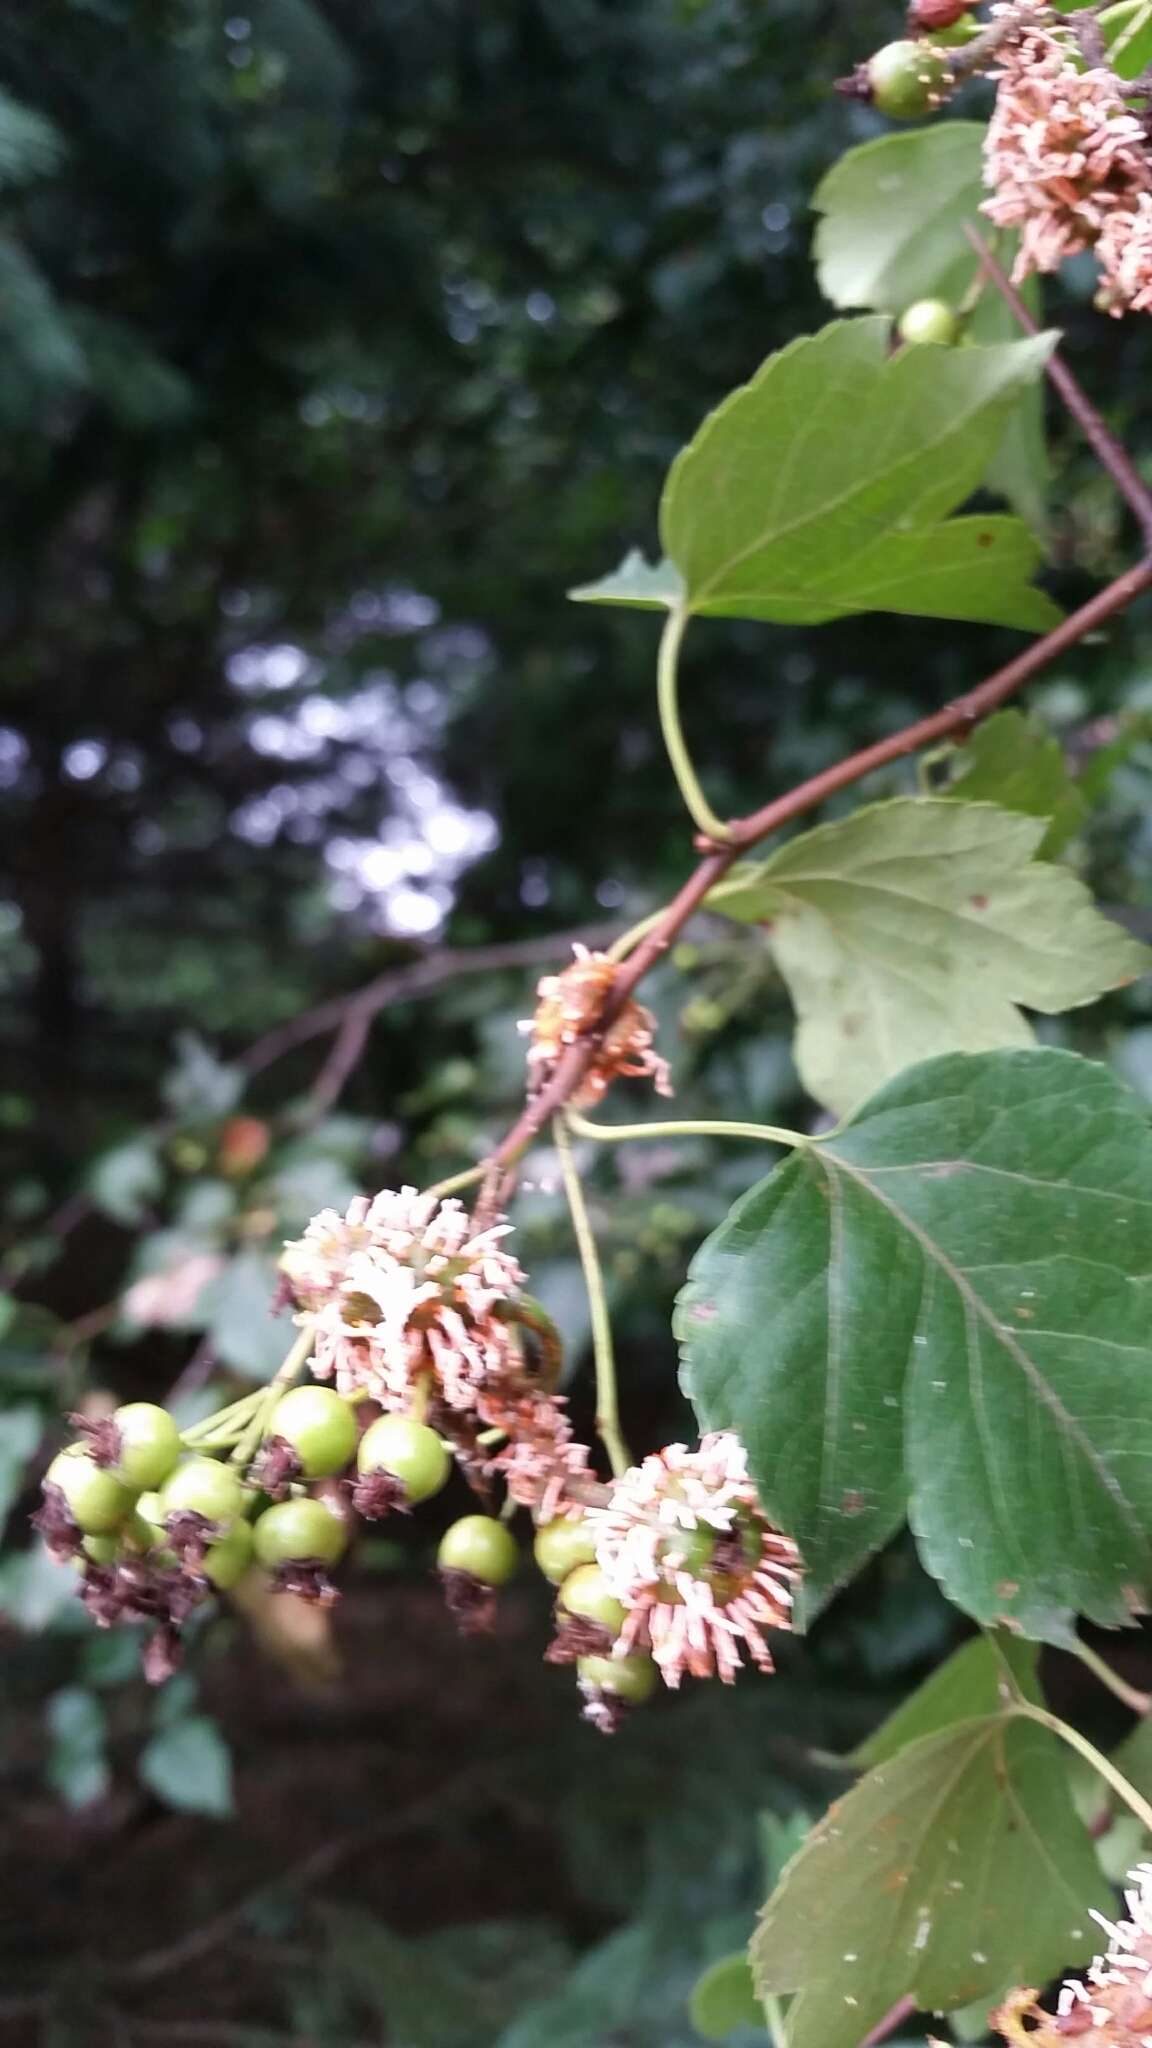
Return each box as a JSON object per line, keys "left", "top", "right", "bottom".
{"left": 965, "top": 226, "right": 1152, "bottom": 545}
{"left": 1072, "top": 1636, "right": 1152, "bottom": 1716}
{"left": 554, "top": 1115, "right": 631, "bottom": 1477}
{"left": 1016, "top": 1701, "right": 1152, "bottom": 1835}
{"left": 239, "top": 923, "right": 618, "bottom": 1078}
{"left": 657, "top": 604, "right": 734, "bottom": 844}
{"left": 297, "top": 995, "right": 375, "bottom": 1124}
{"left": 566, "top": 1109, "right": 809, "bottom": 1149}
{"left": 485, "top": 552, "right": 1152, "bottom": 1193}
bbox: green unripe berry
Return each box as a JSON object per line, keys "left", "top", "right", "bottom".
{"left": 108, "top": 1402, "right": 182, "bottom": 1490}
{"left": 357, "top": 1414, "right": 450, "bottom": 1502}
{"left": 577, "top": 1652, "right": 658, "bottom": 1706}
{"left": 898, "top": 298, "right": 960, "bottom": 347}
{"left": 80, "top": 1531, "right": 123, "bottom": 1566}
{"left": 136, "top": 1491, "right": 165, "bottom": 1536}
{"left": 252, "top": 1496, "right": 348, "bottom": 1569}
{"left": 558, "top": 1563, "right": 626, "bottom": 1636}
{"left": 438, "top": 1514, "right": 519, "bottom": 1587}
{"left": 159, "top": 1455, "right": 245, "bottom": 1530}
{"left": 271, "top": 1385, "right": 357, "bottom": 1478}
{"left": 867, "top": 40, "right": 951, "bottom": 120}
{"left": 202, "top": 1517, "right": 255, "bottom": 1589}
{"left": 533, "top": 1516, "right": 599, "bottom": 1585}
{"left": 46, "top": 1448, "right": 135, "bottom": 1535}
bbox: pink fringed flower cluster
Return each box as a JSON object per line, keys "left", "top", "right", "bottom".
{"left": 586, "top": 1432, "right": 800, "bottom": 1688}
{"left": 282, "top": 1197, "right": 803, "bottom": 1720}
{"left": 280, "top": 1186, "right": 587, "bottom": 1508}
{"left": 281, "top": 1187, "right": 525, "bottom": 1413}
{"left": 982, "top": 11, "right": 1152, "bottom": 315}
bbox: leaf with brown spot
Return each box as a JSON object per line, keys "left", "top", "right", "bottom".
{"left": 752, "top": 1711, "right": 1107, "bottom": 2048}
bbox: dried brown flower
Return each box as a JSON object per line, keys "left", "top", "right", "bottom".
{"left": 522, "top": 945, "right": 673, "bottom": 1107}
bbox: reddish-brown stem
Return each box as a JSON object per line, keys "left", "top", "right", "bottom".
{"left": 859, "top": 1996, "right": 917, "bottom": 2047}
{"left": 239, "top": 920, "right": 618, "bottom": 1078}
{"left": 965, "top": 227, "right": 1152, "bottom": 546}
{"left": 732, "top": 557, "right": 1152, "bottom": 845}
{"left": 486, "top": 554, "right": 1152, "bottom": 1191}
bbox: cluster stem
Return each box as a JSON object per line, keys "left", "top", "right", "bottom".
{"left": 554, "top": 1115, "right": 631, "bottom": 1479}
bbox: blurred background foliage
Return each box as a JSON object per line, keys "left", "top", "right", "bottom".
{"left": 3, "top": 1, "right": 1152, "bottom": 2043}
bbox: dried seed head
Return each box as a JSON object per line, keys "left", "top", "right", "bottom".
{"left": 521, "top": 945, "right": 673, "bottom": 1107}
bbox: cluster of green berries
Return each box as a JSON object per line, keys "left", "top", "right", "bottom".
{"left": 534, "top": 1517, "right": 656, "bottom": 1729}
{"left": 38, "top": 1388, "right": 662, "bottom": 1731}
{"left": 36, "top": 1390, "right": 503, "bottom": 1675}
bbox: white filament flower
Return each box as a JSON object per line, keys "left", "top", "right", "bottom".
{"left": 586, "top": 1432, "right": 801, "bottom": 1688}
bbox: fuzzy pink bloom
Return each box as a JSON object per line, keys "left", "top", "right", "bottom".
{"left": 982, "top": 16, "right": 1152, "bottom": 282}
{"left": 280, "top": 1187, "right": 525, "bottom": 1412}
{"left": 587, "top": 1432, "right": 800, "bottom": 1688}
{"left": 490, "top": 1394, "right": 593, "bottom": 1521}
{"left": 521, "top": 944, "right": 673, "bottom": 1107}
{"left": 1098, "top": 193, "right": 1152, "bottom": 316}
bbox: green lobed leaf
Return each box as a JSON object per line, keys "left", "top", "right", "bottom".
{"left": 569, "top": 548, "right": 684, "bottom": 610}
{"left": 677, "top": 1047, "right": 1152, "bottom": 1635}
{"left": 658, "top": 319, "right": 1058, "bottom": 630}
{"left": 751, "top": 1713, "right": 1108, "bottom": 2048}
{"left": 812, "top": 126, "right": 1048, "bottom": 532}
{"left": 689, "top": 1955, "right": 765, "bottom": 2040}
{"left": 855, "top": 1633, "right": 1039, "bottom": 1769}
{"left": 139, "top": 1714, "right": 233, "bottom": 1817}
{"left": 941, "top": 710, "right": 1087, "bottom": 856}
{"left": 707, "top": 798, "right": 1149, "bottom": 1116}
{"left": 813, "top": 125, "right": 988, "bottom": 318}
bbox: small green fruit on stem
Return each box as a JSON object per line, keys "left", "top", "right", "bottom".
{"left": 558, "top": 1563, "right": 627, "bottom": 1636}
{"left": 253, "top": 1495, "right": 349, "bottom": 1569}
{"left": 270, "top": 1385, "right": 357, "bottom": 1479}
{"left": 577, "top": 1651, "right": 657, "bottom": 1705}
{"left": 534, "top": 1515, "right": 599, "bottom": 1584}
{"left": 867, "top": 40, "right": 952, "bottom": 120}
{"left": 357, "top": 1414, "right": 451, "bottom": 1503}
{"left": 45, "top": 1449, "right": 136, "bottom": 1535}
{"left": 898, "top": 298, "right": 960, "bottom": 347}
{"left": 159, "top": 1455, "right": 246, "bottom": 1531}
{"left": 106, "top": 1402, "right": 182, "bottom": 1490}
{"left": 438, "top": 1514, "right": 519, "bottom": 1586}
